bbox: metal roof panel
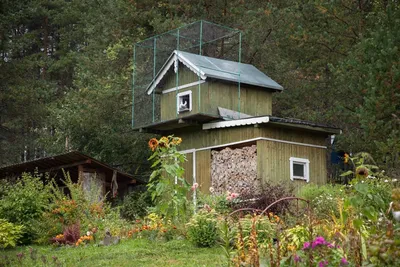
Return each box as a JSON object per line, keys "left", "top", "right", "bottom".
{"left": 146, "top": 50, "right": 283, "bottom": 94}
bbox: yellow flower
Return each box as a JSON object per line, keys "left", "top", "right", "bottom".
{"left": 171, "top": 137, "right": 182, "bottom": 145}
{"left": 287, "top": 245, "right": 296, "bottom": 251}
{"left": 344, "top": 153, "right": 349, "bottom": 164}
{"left": 158, "top": 136, "right": 170, "bottom": 148}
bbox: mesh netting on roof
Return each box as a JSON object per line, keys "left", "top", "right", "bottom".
{"left": 132, "top": 20, "right": 242, "bottom": 128}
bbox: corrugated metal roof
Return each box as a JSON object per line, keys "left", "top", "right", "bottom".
{"left": 146, "top": 50, "right": 283, "bottom": 94}
{"left": 202, "top": 115, "right": 341, "bottom": 134}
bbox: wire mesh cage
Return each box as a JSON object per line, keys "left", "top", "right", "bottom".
{"left": 132, "top": 20, "right": 242, "bottom": 128}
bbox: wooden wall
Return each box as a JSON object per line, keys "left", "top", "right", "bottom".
{"left": 176, "top": 125, "right": 329, "bottom": 193}
{"left": 176, "top": 125, "right": 327, "bottom": 151}
{"left": 256, "top": 140, "right": 327, "bottom": 192}
{"left": 159, "top": 64, "right": 273, "bottom": 121}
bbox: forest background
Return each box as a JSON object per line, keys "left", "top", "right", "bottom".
{"left": 0, "top": 0, "right": 399, "bottom": 178}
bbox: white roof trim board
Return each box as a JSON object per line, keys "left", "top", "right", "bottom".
{"left": 147, "top": 52, "right": 206, "bottom": 95}
{"left": 203, "top": 116, "right": 270, "bottom": 130}
{"left": 146, "top": 50, "right": 283, "bottom": 95}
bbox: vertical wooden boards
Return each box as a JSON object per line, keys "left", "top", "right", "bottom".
{"left": 256, "top": 140, "right": 327, "bottom": 192}
{"left": 182, "top": 152, "right": 193, "bottom": 185}
{"left": 181, "top": 152, "right": 193, "bottom": 198}
{"left": 159, "top": 64, "right": 274, "bottom": 121}
{"left": 195, "top": 149, "right": 211, "bottom": 194}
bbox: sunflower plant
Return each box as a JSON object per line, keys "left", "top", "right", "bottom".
{"left": 147, "top": 136, "right": 191, "bottom": 223}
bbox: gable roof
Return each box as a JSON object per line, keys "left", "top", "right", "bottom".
{"left": 146, "top": 50, "right": 283, "bottom": 95}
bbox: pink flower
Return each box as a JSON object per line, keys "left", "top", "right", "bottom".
{"left": 226, "top": 196, "right": 232, "bottom": 201}
{"left": 231, "top": 192, "right": 239, "bottom": 198}
{"left": 191, "top": 183, "right": 199, "bottom": 191}
{"left": 312, "top": 236, "right": 326, "bottom": 248}
{"left": 318, "top": 261, "right": 328, "bottom": 267}
{"left": 294, "top": 255, "right": 301, "bottom": 262}
{"left": 303, "top": 242, "right": 310, "bottom": 250}
{"left": 340, "top": 258, "right": 349, "bottom": 266}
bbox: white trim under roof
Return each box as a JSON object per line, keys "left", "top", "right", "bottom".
{"left": 162, "top": 80, "right": 206, "bottom": 94}
{"left": 179, "top": 137, "right": 327, "bottom": 154}
{"left": 147, "top": 51, "right": 206, "bottom": 95}
{"left": 203, "top": 116, "right": 270, "bottom": 130}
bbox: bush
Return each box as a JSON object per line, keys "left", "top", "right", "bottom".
{"left": 121, "top": 188, "right": 152, "bottom": 221}
{"left": 232, "top": 181, "right": 295, "bottom": 215}
{"left": 35, "top": 173, "right": 114, "bottom": 244}
{"left": 0, "top": 219, "right": 24, "bottom": 248}
{"left": 187, "top": 209, "right": 218, "bottom": 247}
{"left": 0, "top": 172, "right": 51, "bottom": 244}
{"left": 298, "top": 184, "right": 346, "bottom": 219}
{"left": 347, "top": 178, "right": 393, "bottom": 223}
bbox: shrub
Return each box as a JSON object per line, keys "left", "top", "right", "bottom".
{"left": 298, "top": 184, "right": 346, "bottom": 219}
{"left": 187, "top": 209, "right": 218, "bottom": 247}
{"left": 197, "top": 192, "right": 234, "bottom": 215}
{"left": 0, "top": 219, "right": 24, "bottom": 248}
{"left": 238, "top": 214, "right": 276, "bottom": 245}
{"left": 286, "top": 236, "right": 349, "bottom": 266}
{"left": 232, "top": 181, "right": 295, "bottom": 215}
{"left": 347, "top": 178, "right": 393, "bottom": 224}
{"left": 121, "top": 188, "right": 152, "bottom": 221}
{"left": 0, "top": 172, "right": 51, "bottom": 244}
{"left": 35, "top": 173, "right": 113, "bottom": 244}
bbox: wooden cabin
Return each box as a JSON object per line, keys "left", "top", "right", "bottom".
{"left": 0, "top": 151, "right": 141, "bottom": 198}
{"left": 137, "top": 50, "right": 340, "bottom": 195}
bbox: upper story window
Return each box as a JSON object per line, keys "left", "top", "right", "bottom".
{"left": 289, "top": 157, "right": 310, "bottom": 182}
{"left": 177, "top": 90, "right": 192, "bottom": 113}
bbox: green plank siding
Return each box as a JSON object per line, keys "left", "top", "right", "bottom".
{"left": 257, "top": 140, "right": 327, "bottom": 192}
{"left": 159, "top": 65, "right": 273, "bottom": 121}
{"left": 173, "top": 125, "right": 328, "bottom": 192}
{"left": 196, "top": 150, "right": 211, "bottom": 194}
{"left": 182, "top": 152, "right": 193, "bottom": 198}
{"left": 176, "top": 125, "right": 327, "bottom": 151}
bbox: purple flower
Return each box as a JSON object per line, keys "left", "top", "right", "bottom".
{"left": 303, "top": 242, "right": 310, "bottom": 250}
{"left": 340, "top": 258, "right": 349, "bottom": 265}
{"left": 318, "top": 260, "right": 329, "bottom": 267}
{"left": 294, "top": 255, "right": 301, "bottom": 262}
{"left": 326, "top": 242, "right": 334, "bottom": 248}
{"left": 312, "top": 236, "right": 326, "bottom": 248}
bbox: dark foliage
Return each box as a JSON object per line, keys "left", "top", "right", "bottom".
{"left": 120, "top": 187, "right": 152, "bottom": 221}
{"left": 232, "top": 182, "right": 295, "bottom": 215}
{"left": 63, "top": 223, "right": 80, "bottom": 245}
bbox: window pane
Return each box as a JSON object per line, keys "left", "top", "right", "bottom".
{"left": 293, "top": 163, "right": 304, "bottom": 177}
{"left": 179, "top": 94, "right": 190, "bottom": 111}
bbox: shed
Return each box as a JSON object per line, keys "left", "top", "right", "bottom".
{"left": 133, "top": 25, "right": 341, "bottom": 196}
{"left": 0, "top": 151, "right": 141, "bottom": 198}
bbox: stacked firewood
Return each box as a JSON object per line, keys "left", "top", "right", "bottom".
{"left": 211, "top": 145, "right": 260, "bottom": 196}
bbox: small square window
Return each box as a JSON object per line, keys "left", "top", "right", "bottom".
{"left": 289, "top": 157, "right": 310, "bottom": 182}
{"left": 177, "top": 91, "right": 192, "bottom": 113}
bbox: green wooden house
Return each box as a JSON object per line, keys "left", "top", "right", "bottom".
{"left": 136, "top": 50, "right": 340, "bottom": 195}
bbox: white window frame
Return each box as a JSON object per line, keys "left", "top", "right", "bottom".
{"left": 177, "top": 90, "right": 192, "bottom": 113}
{"left": 289, "top": 157, "right": 310, "bottom": 182}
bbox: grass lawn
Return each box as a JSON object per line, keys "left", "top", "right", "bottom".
{"left": 0, "top": 239, "right": 225, "bottom": 266}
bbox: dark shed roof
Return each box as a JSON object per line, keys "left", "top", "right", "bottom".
{"left": 0, "top": 151, "right": 139, "bottom": 183}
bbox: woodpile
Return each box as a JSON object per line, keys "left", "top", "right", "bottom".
{"left": 211, "top": 145, "right": 260, "bottom": 196}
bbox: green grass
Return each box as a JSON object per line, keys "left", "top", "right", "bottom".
{"left": 0, "top": 239, "right": 225, "bottom": 266}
